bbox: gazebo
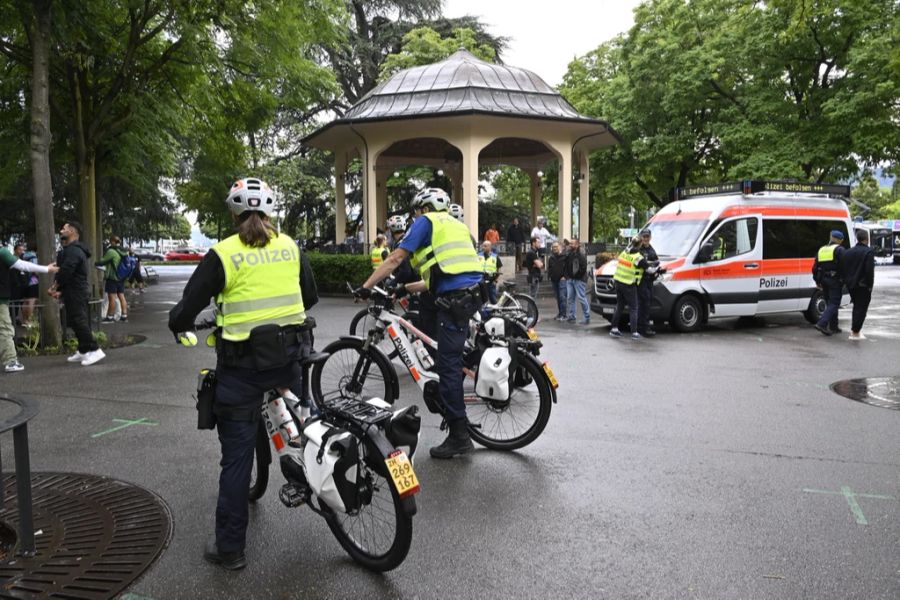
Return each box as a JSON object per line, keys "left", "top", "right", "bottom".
{"left": 303, "top": 48, "right": 621, "bottom": 244}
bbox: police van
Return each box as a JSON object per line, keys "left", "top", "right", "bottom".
{"left": 591, "top": 180, "right": 854, "bottom": 332}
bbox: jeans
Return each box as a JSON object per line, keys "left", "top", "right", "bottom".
{"left": 486, "top": 282, "right": 498, "bottom": 304}
{"left": 528, "top": 274, "right": 540, "bottom": 299}
{"left": 849, "top": 287, "right": 872, "bottom": 333}
{"left": 213, "top": 360, "right": 301, "bottom": 554}
{"left": 550, "top": 279, "right": 567, "bottom": 318}
{"left": 566, "top": 279, "right": 589, "bottom": 321}
{"left": 816, "top": 280, "right": 842, "bottom": 331}
{"left": 62, "top": 290, "right": 98, "bottom": 353}
{"left": 612, "top": 283, "right": 639, "bottom": 332}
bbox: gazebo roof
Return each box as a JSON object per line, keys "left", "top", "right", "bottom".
{"left": 304, "top": 48, "right": 619, "bottom": 148}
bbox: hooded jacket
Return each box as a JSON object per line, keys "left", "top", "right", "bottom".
{"left": 55, "top": 241, "right": 92, "bottom": 295}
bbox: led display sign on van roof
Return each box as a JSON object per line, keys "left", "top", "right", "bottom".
{"left": 671, "top": 180, "right": 851, "bottom": 201}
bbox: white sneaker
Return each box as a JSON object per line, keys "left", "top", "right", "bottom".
{"left": 4, "top": 361, "right": 24, "bottom": 373}
{"left": 67, "top": 351, "right": 86, "bottom": 363}
{"left": 848, "top": 332, "right": 866, "bottom": 340}
{"left": 81, "top": 349, "right": 106, "bottom": 366}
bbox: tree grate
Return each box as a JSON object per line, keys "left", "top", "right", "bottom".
{"left": 831, "top": 377, "right": 900, "bottom": 410}
{"left": 0, "top": 473, "right": 171, "bottom": 599}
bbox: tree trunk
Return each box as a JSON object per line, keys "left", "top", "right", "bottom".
{"left": 29, "top": 0, "right": 62, "bottom": 348}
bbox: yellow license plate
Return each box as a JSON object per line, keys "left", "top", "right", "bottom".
{"left": 385, "top": 450, "right": 420, "bottom": 498}
{"left": 542, "top": 362, "right": 559, "bottom": 389}
{"left": 527, "top": 328, "right": 539, "bottom": 341}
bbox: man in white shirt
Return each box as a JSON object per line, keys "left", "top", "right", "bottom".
{"left": 530, "top": 217, "right": 556, "bottom": 258}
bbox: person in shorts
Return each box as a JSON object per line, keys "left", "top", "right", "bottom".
{"left": 96, "top": 235, "right": 129, "bottom": 322}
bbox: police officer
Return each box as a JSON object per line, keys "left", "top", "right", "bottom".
{"left": 812, "top": 230, "right": 846, "bottom": 336}
{"left": 610, "top": 236, "right": 648, "bottom": 340}
{"left": 478, "top": 240, "right": 502, "bottom": 304}
{"left": 359, "top": 188, "right": 483, "bottom": 459}
{"left": 636, "top": 228, "right": 662, "bottom": 337}
{"left": 370, "top": 234, "right": 388, "bottom": 271}
{"left": 169, "top": 177, "right": 315, "bottom": 570}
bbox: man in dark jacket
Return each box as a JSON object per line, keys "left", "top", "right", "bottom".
{"left": 547, "top": 241, "right": 567, "bottom": 320}
{"left": 564, "top": 237, "right": 590, "bottom": 324}
{"left": 507, "top": 218, "right": 526, "bottom": 272}
{"left": 51, "top": 220, "right": 104, "bottom": 366}
{"left": 840, "top": 229, "right": 876, "bottom": 340}
{"left": 636, "top": 229, "right": 660, "bottom": 336}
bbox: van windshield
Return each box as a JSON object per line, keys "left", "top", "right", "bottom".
{"left": 643, "top": 219, "right": 708, "bottom": 258}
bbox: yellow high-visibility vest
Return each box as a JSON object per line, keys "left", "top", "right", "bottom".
{"left": 480, "top": 253, "right": 498, "bottom": 274}
{"left": 371, "top": 247, "right": 384, "bottom": 270}
{"left": 613, "top": 250, "right": 643, "bottom": 285}
{"left": 409, "top": 212, "right": 482, "bottom": 289}
{"left": 211, "top": 233, "right": 306, "bottom": 341}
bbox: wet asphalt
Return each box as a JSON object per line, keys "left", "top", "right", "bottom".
{"left": 0, "top": 264, "right": 898, "bottom": 600}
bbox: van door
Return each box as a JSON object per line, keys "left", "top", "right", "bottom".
{"left": 696, "top": 215, "right": 762, "bottom": 317}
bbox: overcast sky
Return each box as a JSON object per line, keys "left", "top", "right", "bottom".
{"left": 442, "top": 0, "right": 643, "bottom": 86}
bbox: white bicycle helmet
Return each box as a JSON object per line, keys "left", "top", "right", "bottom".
{"left": 411, "top": 187, "right": 450, "bottom": 212}
{"left": 448, "top": 203, "right": 464, "bottom": 221}
{"left": 387, "top": 214, "right": 407, "bottom": 233}
{"left": 226, "top": 177, "right": 276, "bottom": 216}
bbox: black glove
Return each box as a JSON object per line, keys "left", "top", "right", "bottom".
{"left": 657, "top": 267, "right": 667, "bottom": 275}
{"left": 394, "top": 283, "right": 408, "bottom": 298}
{"left": 354, "top": 286, "right": 372, "bottom": 300}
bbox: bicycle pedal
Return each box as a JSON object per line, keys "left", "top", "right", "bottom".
{"left": 279, "top": 483, "right": 309, "bottom": 508}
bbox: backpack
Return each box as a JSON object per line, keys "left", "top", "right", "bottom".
{"left": 116, "top": 252, "right": 138, "bottom": 280}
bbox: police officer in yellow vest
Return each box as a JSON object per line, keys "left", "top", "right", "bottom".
{"left": 610, "top": 236, "right": 649, "bottom": 340}
{"left": 371, "top": 234, "right": 388, "bottom": 271}
{"left": 812, "top": 229, "right": 846, "bottom": 336}
{"left": 169, "top": 177, "right": 316, "bottom": 571}
{"left": 359, "top": 188, "right": 483, "bottom": 459}
{"left": 479, "top": 240, "right": 502, "bottom": 303}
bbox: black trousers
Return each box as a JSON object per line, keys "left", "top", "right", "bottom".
{"left": 62, "top": 291, "right": 98, "bottom": 353}
{"left": 637, "top": 278, "right": 653, "bottom": 333}
{"left": 612, "top": 283, "right": 638, "bottom": 332}
{"left": 849, "top": 287, "right": 872, "bottom": 333}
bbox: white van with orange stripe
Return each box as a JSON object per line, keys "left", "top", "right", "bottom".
{"left": 591, "top": 181, "right": 853, "bottom": 332}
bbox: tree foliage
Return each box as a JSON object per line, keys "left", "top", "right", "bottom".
{"left": 380, "top": 26, "right": 497, "bottom": 79}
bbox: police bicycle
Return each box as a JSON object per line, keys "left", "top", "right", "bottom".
{"left": 489, "top": 278, "right": 539, "bottom": 328}
{"left": 348, "top": 280, "right": 420, "bottom": 360}
{"left": 311, "top": 286, "right": 558, "bottom": 451}
{"left": 181, "top": 318, "right": 422, "bottom": 572}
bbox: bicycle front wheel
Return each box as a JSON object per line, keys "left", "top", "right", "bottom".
{"left": 349, "top": 308, "right": 397, "bottom": 359}
{"left": 512, "top": 293, "right": 539, "bottom": 328}
{"left": 312, "top": 338, "right": 398, "bottom": 405}
{"left": 322, "top": 434, "right": 413, "bottom": 572}
{"left": 466, "top": 350, "right": 552, "bottom": 450}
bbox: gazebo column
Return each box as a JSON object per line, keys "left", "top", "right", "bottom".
{"left": 578, "top": 151, "right": 590, "bottom": 242}
{"left": 363, "top": 143, "right": 389, "bottom": 244}
{"left": 451, "top": 168, "right": 463, "bottom": 205}
{"left": 528, "top": 170, "right": 540, "bottom": 228}
{"left": 458, "top": 138, "right": 486, "bottom": 236}
{"left": 557, "top": 150, "right": 573, "bottom": 240}
{"left": 375, "top": 169, "right": 388, "bottom": 235}
{"left": 334, "top": 154, "right": 347, "bottom": 244}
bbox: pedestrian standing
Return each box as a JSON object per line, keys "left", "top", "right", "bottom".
{"left": 169, "top": 177, "right": 314, "bottom": 571}
{"left": 840, "top": 229, "right": 876, "bottom": 340}
{"left": 370, "top": 234, "right": 388, "bottom": 271}
{"left": 360, "top": 187, "right": 483, "bottom": 459}
{"left": 96, "top": 235, "right": 129, "bottom": 322}
{"left": 478, "top": 240, "right": 502, "bottom": 304}
{"left": 530, "top": 217, "right": 556, "bottom": 258}
{"left": 636, "top": 229, "right": 660, "bottom": 337}
{"left": 524, "top": 237, "right": 543, "bottom": 299}
{"left": 564, "top": 237, "right": 590, "bottom": 324}
{"left": 19, "top": 242, "right": 41, "bottom": 322}
{"left": 0, "top": 246, "right": 58, "bottom": 372}
{"left": 610, "top": 236, "right": 648, "bottom": 340}
{"left": 128, "top": 250, "right": 145, "bottom": 293}
{"left": 50, "top": 221, "right": 105, "bottom": 365}
{"left": 506, "top": 218, "right": 526, "bottom": 272}
{"left": 812, "top": 230, "right": 846, "bottom": 336}
{"left": 484, "top": 223, "right": 500, "bottom": 245}
{"left": 547, "top": 241, "right": 568, "bottom": 320}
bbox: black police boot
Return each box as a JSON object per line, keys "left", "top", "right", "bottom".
{"left": 204, "top": 536, "right": 247, "bottom": 571}
{"left": 429, "top": 418, "right": 474, "bottom": 459}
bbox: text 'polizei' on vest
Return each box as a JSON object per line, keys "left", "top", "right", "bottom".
{"left": 230, "top": 246, "right": 299, "bottom": 271}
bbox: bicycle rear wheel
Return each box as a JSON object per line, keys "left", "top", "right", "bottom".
{"left": 312, "top": 338, "right": 398, "bottom": 405}
{"left": 321, "top": 434, "right": 413, "bottom": 571}
{"left": 512, "top": 293, "right": 539, "bottom": 328}
{"left": 466, "top": 351, "right": 552, "bottom": 450}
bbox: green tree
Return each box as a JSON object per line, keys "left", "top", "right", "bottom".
{"left": 379, "top": 26, "right": 497, "bottom": 79}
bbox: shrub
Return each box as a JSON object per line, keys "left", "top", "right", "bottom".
{"left": 307, "top": 253, "right": 372, "bottom": 294}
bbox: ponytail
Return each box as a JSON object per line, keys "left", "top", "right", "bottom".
{"left": 237, "top": 211, "right": 276, "bottom": 247}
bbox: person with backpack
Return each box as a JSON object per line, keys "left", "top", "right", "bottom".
{"left": 96, "top": 235, "right": 132, "bottom": 323}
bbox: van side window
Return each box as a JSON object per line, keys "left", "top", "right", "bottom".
{"left": 762, "top": 219, "right": 850, "bottom": 259}
{"left": 708, "top": 217, "right": 758, "bottom": 260}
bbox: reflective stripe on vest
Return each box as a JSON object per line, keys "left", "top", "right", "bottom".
{"left": 817, "top": 243, "right": 837, "bottom": 262}
{"left": 480, "top": 253, "right": 498, "bottom": 274}
{"left": 409, "top": 212, "right": 481, "bottom": 289}
{"left": 211, "top": 233, "right": 306, "bottom": 341}
{"left": 371, "top": 247, "right": 384, "bottom": 270}
{"left": 613, "top": 251, "right": 643, "bottom": 285}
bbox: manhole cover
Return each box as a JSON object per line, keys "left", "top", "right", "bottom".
{"left": 0, "top": 473, "right": 171, "bottom": 599}
{"left": 831, "top": 377, "right": 900, "bottom": 410}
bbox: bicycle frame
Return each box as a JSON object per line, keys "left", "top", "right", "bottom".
{"left": 367, "top": 302, "right": 439, "bottom": 393}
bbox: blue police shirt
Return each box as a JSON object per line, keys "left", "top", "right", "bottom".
{"left": 399, "top": 216, "right": 482, "bottom": 295}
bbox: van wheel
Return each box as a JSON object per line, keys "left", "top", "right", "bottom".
{"left": 804, "top": 290, "right": 825, "bottom": 324}
{"left": 671, "top": 295, "right": 704, "bottom": 332}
